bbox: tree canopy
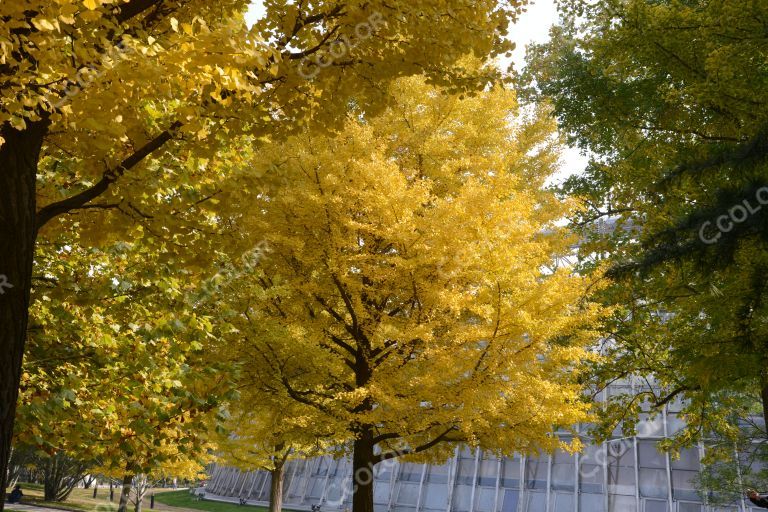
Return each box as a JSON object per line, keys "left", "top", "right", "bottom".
{"left": 218, "top": 75, "right": 603, "bottom": 512}
{"left": 520, "top": 0, "right": 768, "bottom": 490}
{"left": 0, "top": 1, "right": 530, "bottom": 506}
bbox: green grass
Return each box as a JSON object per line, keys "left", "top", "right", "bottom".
{"left": 3, "top": 485, "right": 289, "bottom": 512}
{"left": 5, "top": 485, "right": 117, "bottom": 512}
{"left": 18, "top": 483, "right": 44, "bottom": 491}
{"left": 153, "top": 491, "right": 271, "bottom": 512}
{"left": 5, "top": 485, "right": 178, "bottom": 512}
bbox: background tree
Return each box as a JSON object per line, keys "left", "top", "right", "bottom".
{"left": 0, "top": 1, "right": 527, "bottom": 503}
{"left": 14, "top": 228, "right": 230, "bottom": 510}
{"left": 109, "top": 459, "right": 207, "bottom": 512}
{"left": 39, "top": 451, "right": 89, "bottom": 503}
{"left": 6, "top": 446, "right": 35, "bottom": 490}
{"left": 217, "top": 398, "right": 337, "bottom": 512}
{"left": 218, "top": 75, "right": 603, "bottom": 512}
{"left": 520, "top": 0, "right": 768, "bottom": 500}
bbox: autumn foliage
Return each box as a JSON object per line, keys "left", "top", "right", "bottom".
{"left": 215, "top": 76, "right": 602, "bottom": 512}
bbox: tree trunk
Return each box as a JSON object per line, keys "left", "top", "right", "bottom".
{"left": 41, "top": 451, "right": 86, "bottom": 502}
{"left": 268, "top": 466, "right": 284, "bottom": 512}
{"left": 760, "top": 379, "right": 768, "bottom": 436}
{"left": 351, "top": 430, "right": 376, "bottom": 512}
{"left": 6, "top": 445, "right": 22, "bottom": 491}
{"left": 117, "top": 474, "right": 133, "bottom": 512}
{"left": 43, "top": 453, "right": 60, "bottom": 501}
{"left": 0, "top": 119, "right": 48, "bottom": 511}
{"left": 133, "top": 474, "right": 149, "bottom": 512}
{"left": 83, "top": 474, "right": 96, "bottom": 489}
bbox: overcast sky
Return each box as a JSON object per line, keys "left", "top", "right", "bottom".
{"left": 245, "top": 0, "right": 586, "bottom": 182}
{"left": 506, "top": 1, "right": 587, "bottom": 182}
{"left": 509, "top": 0, "right": 561, "bottom": 69}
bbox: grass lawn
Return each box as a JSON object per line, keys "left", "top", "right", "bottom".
{"left": 5, "top": 484, "right": 179, "bottom": 512}
{"left": 4, "top": 485, "right": 284, "bottom": 512}
{"left": 153, "top": 491, "right": 272, "bottom": 512}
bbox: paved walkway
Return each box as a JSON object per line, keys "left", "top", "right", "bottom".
{"left": 6, "top": 504, "right": 70, "bottom": 512}
{"left": 196, "top": 491, "right": 307, "bottom": 512}
{"left": 5, "top": 501, "right": 208, "bottom": 512}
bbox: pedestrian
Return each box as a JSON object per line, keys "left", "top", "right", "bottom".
{"left": 7, "top": 485, "right": 23, "bottom": 504}
{"left": 748, "top": 489, "right": 768, "bottom": 509}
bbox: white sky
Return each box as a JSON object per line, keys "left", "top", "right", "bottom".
{"left": 244, "top": 0, "right": 560, "bottom": 69}
{"left": 508, "top": 0, "right": 588, "bottom": 183}
{"left": 244, "top": 2, "right": 265, "bottom": 26}
{"left": 244, "top": 0, "right": 587, "bottom": 182}
{"left": 509, "top": 0, "right": 561, "bottom": 70}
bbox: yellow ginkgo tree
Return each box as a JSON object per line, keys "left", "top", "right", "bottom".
{"left": 0, "top": 0, "right": 528, "bottom": 501}
{"left": 217, "top": 75, "right": 603, "bottom": 512}
{"left": 217, "top": 394, "right": 339, "bottom": 512}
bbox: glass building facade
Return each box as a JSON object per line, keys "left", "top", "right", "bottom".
{"left": 204, "top": 380, "right": 763, "bottom": 512}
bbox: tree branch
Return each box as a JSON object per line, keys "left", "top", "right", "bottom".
{"left": 115, "top": 0, "right": 166, "bottom": 24}
{"left": 371, "top": 432, "right": 401, "bottom": 445}
{"left": 36, "top": 121, "right": 182, "bottom": 230}
{"left": 375, "top": 426, "right": 462, "bottom": 463}
{"left": 651, "top": 385, "right": 697, "bottom": 409}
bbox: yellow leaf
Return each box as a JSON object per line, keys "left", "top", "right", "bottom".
{"left": 83, "top": 0, "right": 99, "bottom": 10}
{"left": 80, "top": 9, "right": 102, "bottom": 21}
{"left": 10, "top": 116, "right": 26, "bottom": 130}
{"left": 32, "top": 19, "right": 57, "bottom": 31}
{"left": 59, "top": 4, "right": 80, "bottom": 15}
